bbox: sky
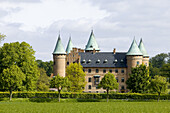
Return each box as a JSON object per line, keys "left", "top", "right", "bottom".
{"left": 0, "top": 0, "right": 169, "bottom": 61}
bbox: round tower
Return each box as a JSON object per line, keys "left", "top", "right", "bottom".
{"left": 53, "top": 35, "right": 66, "bottom": 77}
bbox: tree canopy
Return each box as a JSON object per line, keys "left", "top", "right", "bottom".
{"left": 98, "top": 73, "right": 119, "bottom": 102}
{"left": 0, "top": 33, "right": 6, "bottom": 44}
{"left": 66, "top": 63, "right": 86, "bottom": 92}
{"left": 126, "top": 64, "right": 150, "bottom": 93}
{"left": 0, "top": 42, "right": 39, "bottom": 91}
{"left": 0, "top": 64, "right": 25, "bottom": 100}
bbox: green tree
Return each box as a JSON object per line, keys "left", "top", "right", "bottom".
{"left": 50, "top": 75, "right": 70, "bottom": 102}
{"left": 0, "top": 42, "right": 39, "bottom": 91}
{"left": 160, "top": 63, "right": 170, "bottom": 82}
{"left": 149, "top": 75, "right": 168, "bottom": 101}
{"left": 98, "top": 73, "right": 119, "bottom": 102}
{"left": 0, "top": 65, "right": 25, "bottom": 100}
{"left": 37, "top": 68, "right": 50, "bottom": 91}
{"left": 36, "top": 60, "right": 53, "bottom": 76}
{"left": 0, "top": 33, "right": 6, "bottom": 44}
{"left": 126, "top": 64, "right": 150, "bottom": 93}
{"left": 66, "top": 63, "right": 86, "bottom": 92}
{"left": 150, "top": 53, "right": 168, "bottom": 68}
{"left": 149, "top": 63, "right": 160, "bottom": 78}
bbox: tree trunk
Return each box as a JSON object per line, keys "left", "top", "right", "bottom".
{"left": 58, "top": 90, "right": 61, "bottom": 102}
{"left": 106, "top": 89, "right": 109, "bottom": 102}
{"left": 10, "top": 89, "right": 12, "bottom": 101}
{"left": 158, "top": 92, "right": 160, "bottom": 102}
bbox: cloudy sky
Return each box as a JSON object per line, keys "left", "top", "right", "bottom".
{"left": 0, "top": 0, "right": 169, "bottom": 61}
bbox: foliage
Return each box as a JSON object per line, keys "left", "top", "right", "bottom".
{"left": 0, "top": 33, "right": 6, "bottom": 43}
{"left": 149, "top": 62, "right": 160, "bottom": 78}
{"left": 98, "top": 72, "right": 119, "bottom": 102}
{"left": 149, "top": 75, "right": 168, "bottom": 101}
{"left": 36, "top": 60, "right": 53, "bottom": 76}
{"left": 37, "top": 68, "right": 50, "bottom": 91}
{"left": 126, "top": 64, "right": 150, "bottom": 93}
{"left": 0, "top": 42, "right": 39, "bottom": 91}
{"left": 0, "top": 65, "right": 25, "bottom": 100}
{"left": 50, "top": 75, "right": 71, "bottom": 102}
{"left": 66, "top": 63, "right": 86, "bottom": 92}
{"left": 160, "top": 63, "right": 170, "bottom": 81}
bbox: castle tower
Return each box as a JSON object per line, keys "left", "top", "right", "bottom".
{"left": 126, "top": 38, "right": 143, "bottom": 76}
{"left": 85, "top": 30, "right": 100, "bottom": 52}
{"left": 66, "top": 37, "right": 73, "bottom": 54}
{"left": 53, "top": 35, "right": 66, "bottom": 77}
{"left": 138, "top": 38, "right": 149, "bottom": 66}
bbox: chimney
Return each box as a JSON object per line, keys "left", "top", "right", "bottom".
{"left": 93, "top": 48, "right": 96, "bottom": 54}
{"left": 113, "top": 48, "right": 116, "bottom": 54}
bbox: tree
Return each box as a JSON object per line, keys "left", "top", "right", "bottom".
{"left": 0, "top": 65, "right": 25, "bottom": 100}
{"left": 150, "top": 53, "right": 168, "bottom": 68}
{"left": 66, "top": 63, "right": 86, "bottom": 92}
{"left": 0, "top": 33, "right": 6, "bottom": 44}
{"left": 50, "top": 75, "right": 70, "bottom": 102}
{"left": 37, "top": 68, "right": 50, "bottom": 91}
{"left": 0, "top": 42, "right": 39, "bottom": 91}
{"left": 126, "top": 64, "right": 150, "bottom": 93}
{"left": 149, "top": 75, "right": 168, "bottom": 101}
{"left": 149, "top": 63, "right": 160, "bottom": 78}
{"left": 98, "top": 73, "right": 119, "bottom": 102}
{"left": 160, "top": 63, "right": 170, "bottom": 82}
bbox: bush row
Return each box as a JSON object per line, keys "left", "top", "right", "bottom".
{"left": 0, "top": 92, "right": 169, "bottom": 100}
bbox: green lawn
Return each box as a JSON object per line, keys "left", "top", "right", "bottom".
{"left": 0, "top": 101, "right": 169, "bottom": 113}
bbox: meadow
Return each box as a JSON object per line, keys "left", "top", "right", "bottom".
{"left": 0, "top": 99, "right": 169, "bottom": 113}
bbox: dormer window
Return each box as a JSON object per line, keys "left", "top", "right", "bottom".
{"left": 87, "top": 59, "right": 91, "bottom": 64}
{"left": 120, "top": 59, "right": 124, "bottom": 63}
{"left": 103, "top": 59, "right": 108, "bottom": 63}
{"left": 96, "top": 59, "right": 100, "bottom": 64}
{"left": 90, "top": 45, "right": 93, "bottom": 48}
{"left": 81, "top": 59, "right": 86, "bottom": 64}
{"left": 113, "top": 59, "right": 118, "bottom": 63}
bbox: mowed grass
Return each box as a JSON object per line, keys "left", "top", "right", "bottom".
{"left": 0, "top": 101, "right": 169, "bottom": 113}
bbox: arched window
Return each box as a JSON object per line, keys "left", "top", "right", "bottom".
{"left": 88, "top": 85, "right": 91, "bottom": 89}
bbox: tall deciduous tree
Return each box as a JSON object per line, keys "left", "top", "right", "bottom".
{"left": 66, "top": 63, "right": 86, "bottom": 92}
{"left": 126, "top": 64, "right": 150, "bottom": 93}
{"left": 0, "top": 42, "right": 39, "bottom": 91}
{"left": 160, "top": 63, "right": 170, "bottom": 80}
{"left": 98, "top": 73, "right": 119, "bottom": 102}
{"left": 37, "top": 68, "right": 50, "bottom": 91}
{"left": 149, "top": 75, "right": 168, "bottom": 102}
{"left": 0, "top": 33, "right": 6, "bottom": 44}
{"left": 50, "top": 75, "right": 70, "bottom": 102}
{"left": 0, "top": 65, "right": 25, "bottom": 100}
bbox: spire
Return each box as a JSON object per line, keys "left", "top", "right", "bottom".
{"left": 53, "top": 35, "right": 66, "bottom": 54}
{"left": 85, "top": 30, "right": 100, "bottom": 51}
{"left": 66, "top": 36, "right": 73, "bottom": 54}
{"left": 126, "top": 38, "right": 143, "bottom": 56}
{"left": 138, "top": 38, "right": 149, "bottom": 57}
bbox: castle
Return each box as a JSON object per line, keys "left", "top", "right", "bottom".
{"left": 53, "top": 31, "right": 149, "bottom": 93}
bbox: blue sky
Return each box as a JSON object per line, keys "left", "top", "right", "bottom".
{"left": 0, "top": 0, "right": 170, "bottom": 61}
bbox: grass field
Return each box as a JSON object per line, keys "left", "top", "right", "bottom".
{"left": 0, "top": 100, "right": 169, "bottom": 113}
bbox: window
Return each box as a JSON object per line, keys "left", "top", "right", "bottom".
{"left": 116, "top": 77, "right": 118, "bottom": 82}
{"left": 67, "top": 62, "right": 69, "bottom": 65}
{"left": 137, "top": 61, "right": 139, "bottom": 65}
{"left": 109, "top": 69, "right": 112, "bottom": 73}
{"left": 96, "top": 86, "right": 99, "bottom": 89}
{"left": 88, "top": 77, "right": 91, "bottom": 82}
{"left": 121, "top": 69, "right": 124, "bottom": 73}
{"left": 96, "top": 91, "right": 98, "bottom": 93}
{"left": 88, "top": 69, "right": 91, "bottom": 73}
{"left": 103, "top": 69, "right": 106, "bottom": 73}
{"left": 94, "top": 78, "right": 100, "bottom": 85}
{"left": 103, "top": 59, "right": 108, "bottom": 63}
{"left": 83, "top": 69, "right": 85, "bottom": 72}
{"left": 121, "top": 77, "right": 124, "bottom": 82}
{"left": 96, "top": 69, "right": 99, "bottom": 73}
{"left": 115, "top": 69, "right": 118, "bottom": 73}
{"left": 89, "top": 91, "right": 91, "bottom": 93}
{"left": 88, "top": 85, "right": 91, "bottom": 89}
{"left": 121, "top": 86, "right": 124, "bottom": 90}
{"left": 96, "top": 59, "right": 100, "bottom": 64}
{"left": 87, "top": 59, "right": 91, "bottom": 64}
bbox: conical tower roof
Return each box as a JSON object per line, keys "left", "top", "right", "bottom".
{"left": 138, "top": 38, "right": 149, "bottom": 57}
{"left": 126, "top": 38, "right": 143, "bottom": 56}
{"left": 66, "top": 37, "right": 73, "bottom": 54}
{"left": 85, "top": 30, "right": 100, "bottom": 51}
{"left": 53, "top": 35, "right": 66, "bottom": 54}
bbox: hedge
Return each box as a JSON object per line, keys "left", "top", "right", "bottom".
{"left": 0, "top": 92, "right": 169, "bottom": 100}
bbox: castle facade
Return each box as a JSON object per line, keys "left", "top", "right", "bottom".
{"left": 53, "top": 31, "right": 149, "bottom": 93}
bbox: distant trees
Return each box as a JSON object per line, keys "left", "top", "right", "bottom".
{"left": 0, "top": 42, "right": 39, "bottom": 91}
{"left": 149, "top": 75, "right": 168, "bottom": 101}
{"left": 126, "top": 64, "right": 150, "bottom": 93}
{"left": 98, "top": 73, "right": 119, "bottom": 102}
{"left": 66, "top": 63, "right": 86, "bottom": 92}
{"left": 0, "top": 33, "right": 6, "bottom": 44}
{"left": 50, "top": 75, "right": 70, "bottom": 102}
{"left": 0, "top": 65, "right": 25, "bottom": 100}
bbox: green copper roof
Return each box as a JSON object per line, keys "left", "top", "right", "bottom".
{"left": 126, "top": 38, "right": 143, "bottom": 56}
{"left": 53, "top": 35, "right": 66, "bottom": 54}
{"left": 66, "top": 37, "right": 73, "bottom": 54}
{"left": 85, "top": 30, "right": 100, "bottom": 51}
{"left": 138, "top": 38, "right": 149, "bottom": 57}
